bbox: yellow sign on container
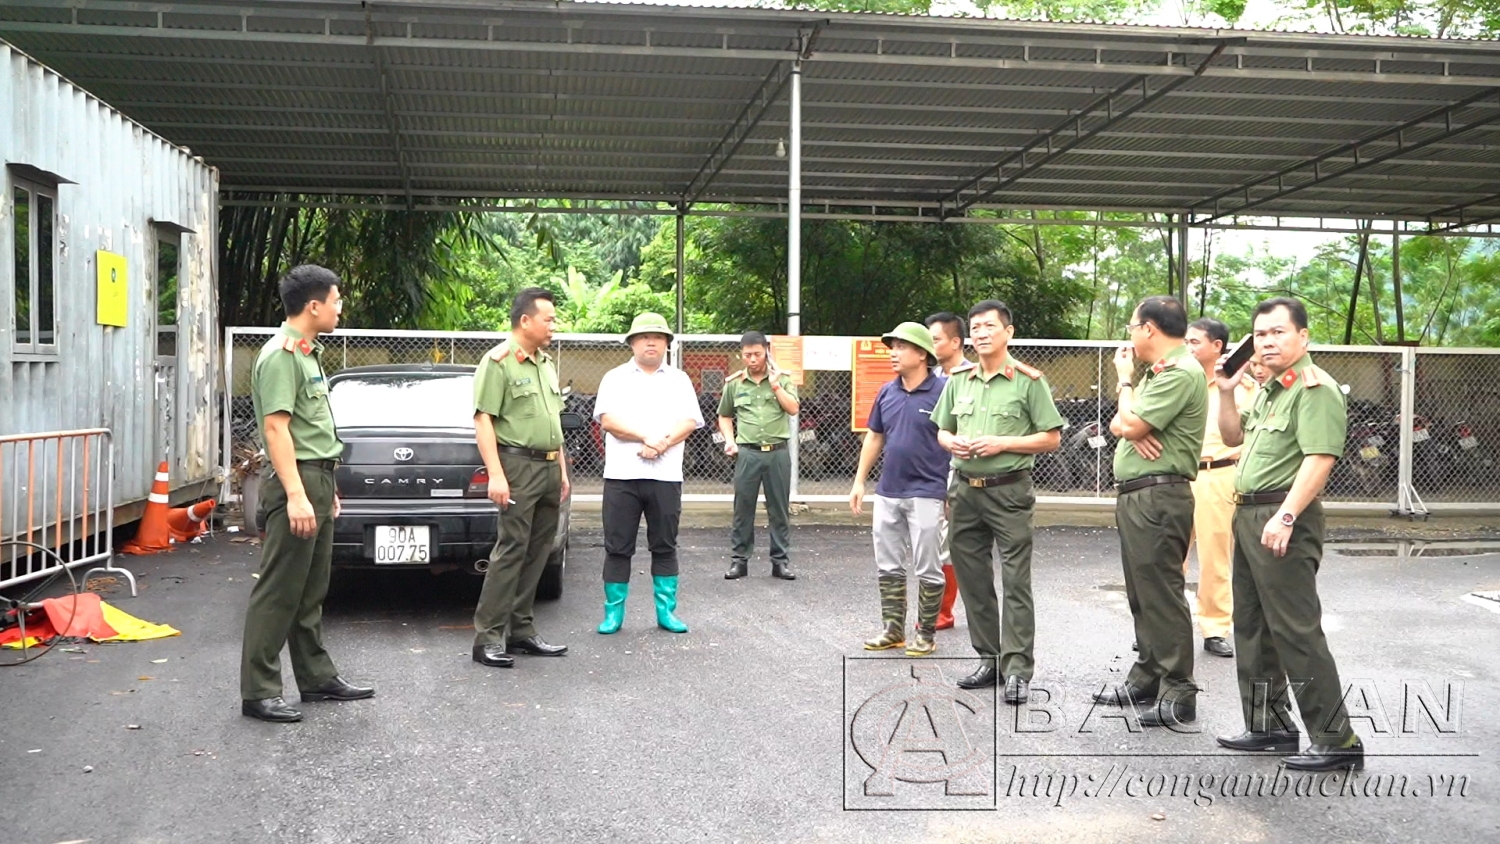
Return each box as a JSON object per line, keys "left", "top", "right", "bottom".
{"left": 96, "top": 250, "right": 129, "bottom": 327}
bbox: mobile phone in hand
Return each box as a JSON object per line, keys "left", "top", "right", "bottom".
{"left": 1222, "top": 333, "right": 1255, "bottom": 376}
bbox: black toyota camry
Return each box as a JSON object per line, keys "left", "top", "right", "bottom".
{"left": 324, "top": 363, "right": 578, "bottom": 600}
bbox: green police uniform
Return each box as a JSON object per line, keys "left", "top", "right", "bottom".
{"left": 241, "top": 325, "right": 344, "bottom": 701}
{"left": 931, "top": 354, "right": 1065, "bottom": 680}
{"left": 472, "top": 338, "right": 566, "bottom": 648}
{"left": 1111, "top": 343, "right": 1207, "bottom": 708}
{"left": 719, "top": 371, "right": 799, "bottom": 569}
{"left": 1230, "top": 352, "right": 1356, "bottom": 744}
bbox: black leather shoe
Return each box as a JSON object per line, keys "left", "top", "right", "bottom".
{"left": 471, "top": 644, "right": 515, "bottom": 668}
{"left": 242, "top": 697, "right": 302, "bottom": 723}
{"left": 1092, "top": 683, "right": 1157, "bottom": 706}
{"left": 507, "top": 635, "right": 568, "bottom": 656}
{"left": 771, "top": 561, "right": 796, "bottom": 580}
{"left": 300, "top": 676, "right": 375, "bottom": 702}
{"left": 1004, "top": 676, "right": 1029, "bottom": 705}
{"left": 1285, "top": 738, "right": 1364, "bottom": 772}
{"left": 724, "top": 559, "right": 748, "bottom": 580}
{"left": 1139, "top": 699, "right": 1196, "bottom": 727}
{"left": 1204, "top": 637, "right": 1234, "bottom": 657}
{"left": 1216, "top": 729, "right": 1301, "bottom": 754}
{"left": 956, "top": 663, "right": 998, "bottom": 689}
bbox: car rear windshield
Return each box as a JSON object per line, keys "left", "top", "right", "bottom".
{"left": 328, "top": 372, "right": 476, "bottom": 429}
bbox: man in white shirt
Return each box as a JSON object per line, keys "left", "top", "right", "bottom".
{"left": 592, "top": 312, "right": 705, "bottom": 635}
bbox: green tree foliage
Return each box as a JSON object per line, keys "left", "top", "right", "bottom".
{"left": 635, "top": 215, "right": 1090, "bottom": 338}
{"left": 217, "top": 195, "right": 501, "bottom": 329}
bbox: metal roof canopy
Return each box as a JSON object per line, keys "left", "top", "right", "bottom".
{"left": 3, "top": 0, "right": 1500, "bottom": 235}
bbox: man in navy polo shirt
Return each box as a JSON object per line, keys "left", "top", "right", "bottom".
{"left": 849, "top": 322, "right": 951, "bottom": 656}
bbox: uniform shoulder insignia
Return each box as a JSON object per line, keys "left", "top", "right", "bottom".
{"left": 280, "top": 336, "right": 298, "bottom": 353}
{"left": 488, "top": 340, "right": 511, "bottom": 362}
{"left": 725, "top": 369, "right": 747, "bottom": 383}
{"left": 1012, "top": 360, "right": 1043, "bottom": 380}
{"left": 1303, "top": 365, "right": 1331, "bottom": 388}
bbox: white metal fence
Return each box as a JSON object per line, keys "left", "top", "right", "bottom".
{"left": 222, "top": 328, "right": 1500, "bottom": 516}
{"left": 1, "top": 429, "right": 130, "bottom": 594}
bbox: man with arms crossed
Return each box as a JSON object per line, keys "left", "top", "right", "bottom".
{"left": 1093, "top": 296, "right": 1206, "bottom": 728}
{"left": 471, "top": 287, "right": 571, "bottom": 668}
{"left": 931, "top": 301, "right": 1065, "bottom": 702}
{"left": 1214, "top": 297, "right": 1363, "bottom": 772}
{"left": 593, "top": 313, "right": 704, "bottom": 634}
{"left": 849, "top": 322, "right": 951, "bottom": 656}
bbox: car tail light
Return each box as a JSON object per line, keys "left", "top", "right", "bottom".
{"left": 467, "top": 467, "right": 489, "bottom": 497}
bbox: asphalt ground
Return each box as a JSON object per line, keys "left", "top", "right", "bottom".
{"left": 2, "top": 522, "right": 1497, "bottom": 843}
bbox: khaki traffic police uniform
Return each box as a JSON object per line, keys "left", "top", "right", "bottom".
{"left": 1112, "top": 344, "right": 1207, "bottom": 706}
{"left": 472, "top": 339, "right": 565, "bottom": 648}
{"left": 1187, "top": 375, "right": 1255, "bottom": 640}
{"left": 718, "top": 371, "right": 799, "bottom": 569}
{"left": 241, "top": 325, "right": 344, "bottom": 701}
{"left": 931, "top": 355, "right": 1065, "bottom": 680}
{"left": 1231, "top": 353, "right": 1355, "bottom": 744}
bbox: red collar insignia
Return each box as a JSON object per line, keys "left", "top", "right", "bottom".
{"left": 1280, "top": 369, "right": 1299, "bottom": 389}
{"left": 298, "top": 339, "right": 312, "bottom": 355}
{"left": 1151, "top": 359, "right": 1167, "bottom": 374}
{"left": 1003, "top": 366, "right": 1014, "bottom": 379}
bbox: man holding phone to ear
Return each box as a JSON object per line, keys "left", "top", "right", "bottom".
{"left": 1214, "top": 297, "right": 1363, "bottom": 772}
{"left": 720, "top": 330, "right": 801, "bottom": 581}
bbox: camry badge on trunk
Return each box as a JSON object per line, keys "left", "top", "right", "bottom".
{"left": 394, "top": 447, "right": 415, "bottom": 461}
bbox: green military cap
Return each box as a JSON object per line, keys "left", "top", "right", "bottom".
{"left": 882, "top": 321, "right": 937, "bottom": 360}
{"left": 625, "top": 311, "right": 674, "bottom": 343}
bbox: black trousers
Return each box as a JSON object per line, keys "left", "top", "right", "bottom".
{"left": 602, "top": 478, "right": 683, "bottom": 583}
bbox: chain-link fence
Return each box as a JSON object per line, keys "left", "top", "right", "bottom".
{"left": 1411, "top": 349, "right": 1500, "bottom": 506}
{"left": 221, "top": 328, "right": 1500, "bottom": 514}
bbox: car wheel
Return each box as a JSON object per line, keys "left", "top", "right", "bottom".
{"left": 535, "top": 538, "right": 566, "bottom": 601}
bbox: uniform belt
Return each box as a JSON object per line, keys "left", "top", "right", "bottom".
{"left": 498, "top": 445, "right": 560, "bottom": 462}
{"left": 1116, "top": 474, "right": 1190, "bottom": 494}
{"left": 956, "top": 469, "right": 1030, "bottom": 489}
{"left": 296, "top": 458, "right": 339, "bottom": 472}
{"left": 1200, "top": 457, "right": 1238, "bottom": 471}
{"left": 741, "top": 441, "right": 787, "bottom": 452}
{"left": 1233, "top": 490, "right": 1289, "bottom": 506}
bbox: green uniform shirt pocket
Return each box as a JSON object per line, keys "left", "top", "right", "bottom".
{"left": 991, "top": 400, "right": 1029, "bottom": 435}
{"left": 511, "top": 382, "right": 542, "bottom": 417}
{"left": 301, "top": 381, "right": 330, "bottom": 421}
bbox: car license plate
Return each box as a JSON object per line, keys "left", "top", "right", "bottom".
{"left": 711, "top": 431, "right": 725, "bottom": 444}
{"left": 1460, "top": 436, "right": 1479, "bottom": 450}
{"left": 1087, "top": 435, "right": 1106, "bottom": 449}
{"left": 373, "top": 525, "right": 430, "bottom": 564}
{"left": 799, "top": 429, "right": 818, "bottom": 444}
{"left": 1413, "top": 427, "right": 1430, "bottom": 443}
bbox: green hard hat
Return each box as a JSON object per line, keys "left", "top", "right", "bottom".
{"left": 882, "top": 321, "right": 937, "bottom": 359}
{"left": 625, "top": 311, "right": 674, "bottom": 343}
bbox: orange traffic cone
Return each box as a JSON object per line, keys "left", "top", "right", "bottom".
{"left": 167, "top": 498, "right": 217, "bottom": 543}
{"left": 122, "top": 461, "right": 173, "bottom": 555}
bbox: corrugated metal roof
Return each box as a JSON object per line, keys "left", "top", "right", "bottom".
{"left": 2, "top": 0, "right": 1500, "bottom": 226}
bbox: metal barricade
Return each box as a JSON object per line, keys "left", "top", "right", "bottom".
{"left": 0, "top": 429, "right": 129, "bottom": 595}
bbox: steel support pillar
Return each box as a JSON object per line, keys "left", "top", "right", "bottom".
{"left": 787, "top": 61, "right": 802, "bottom": 497}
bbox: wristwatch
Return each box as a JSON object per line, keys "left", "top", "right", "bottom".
{"left": 1118, "top": 381, "right": 1133, "bottom": 390}
{"left": 1276, "top": 510, "right": 1296, "bottom": 527}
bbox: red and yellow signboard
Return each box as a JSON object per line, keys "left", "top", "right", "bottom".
{"left": 850, "top": 337, "right": 894, "bottom": 432}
